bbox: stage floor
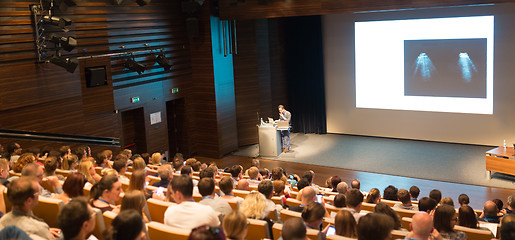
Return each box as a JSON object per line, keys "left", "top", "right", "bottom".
{"left": 233, "top": 133, "right": 515, "bottom": 189}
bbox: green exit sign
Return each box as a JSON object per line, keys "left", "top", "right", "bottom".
{"left": 131, "top": 96, "right": 140, "bottom": 103}
{"left": 171, "top": 88, "right": 179, "bottom": 94}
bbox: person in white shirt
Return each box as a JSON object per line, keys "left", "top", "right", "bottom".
{"left": 198, "top": 178, "right": 232, "bottom": 215}
{"left": 164, "top": 175, "right": 220, "bottom": 230}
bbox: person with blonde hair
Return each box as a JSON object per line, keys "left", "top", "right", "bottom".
{"left": 239, "top": 192, "right": 269, "bottom": 220}
{"left": 150, "top": 152, "right": 162, "bottom": 166}
{"left": 132, "top": 157, "right": 147, "bottom": 171}
{"left": 223, "top": 211, "right": 248, "bottom": 240}
{"left": 62, "top": 153, "right": 79, "bottom": 171}
{"left": 78, "top": 160, "right": 98, "bottom": 184}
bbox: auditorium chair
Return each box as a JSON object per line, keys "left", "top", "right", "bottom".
{"left": 324, "top": 196, "right": 334, "bottom": 205}
{"left": 279, "top": 209, "right": 302, "bottom": 223}
{"left": 91, "top": 207, "right": 106, "bottom": 240}
{"left": 380, "top": 198, "right": 400, "bottom": 207}
{"left": 148, "top": 168, "right": 158, "bottom": 176}
{"left": 125, "top": 171, "right": 132, "bottom": 179}
{"left": 192, "top": 171, "right": 199, "bottom": 177}
{"left": 391, "top": 229, "right": 408, "bottom": 239}
{"left": 3, "top": 187, "right": 11, "bottom": 212}
{"left": 147, "top": 175, "right": 161, "bottom": 186}
{"left": 267, "top": 208, "right": 278, "bottom": 221}
{"left": 32, "top": 196, "right": 64, "bottom": 228}
{"left": 247, "top": 218, "right": 271, "bottom": 240}
{"left": 95, "top": 167, "right": 103, "bottom": 175}
{"left": 147, "top": 221, "right": 190, "bottom": 240}
{"left": 55, "top": 169, "right": 70, "bottom": 177}
{"left": 249, "top": 185, "right": 258, "bottom": 191}
{"left": 83, "top": 184, "right": 92, "bottom": 198}
{"left": 289, "top": 191, "right": 298, "bottom": 198}
{"left": 325, "top": 204, "right": 344, "bottom": 215}
{"left": 272, "top": 222, "right": 322, "bottom": 240}
{"left": 9, "top": 171, "right": 21, "bottom": 177}
{"left": 271, "top": 196, "right": 283, "bottom": 205}
{"left": 360, "top": 202, "right": 375, "bottom": 212}
{"left": 326, "top": 234, "right": 356, "bottom": 240}
{"left": 454, "top": 225, "right": 493, "bottom": 240}
{"left": 102, "top": 211, "right": 117, "bottom": 230}
{"left": 228, "top": 200, "right": 239, "bottom": 211}
{"left": 233, "top": 189, "right": 250, "bottom": 199}
{"left": 286, "top": 198, "right": 301, "bottom": 207}
{"left": 147, "top": 198, "right": 174, "bottom": 223}
{"left": 393, "top": 208, "right": 417, "bottom": 219}
{"left": 40, "top": 179, "right": 56, "bottom": 193}
{"left": 193, "top": 193, "right": 202, "bottom": 202}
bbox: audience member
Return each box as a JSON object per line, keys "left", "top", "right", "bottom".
{"left": 365, "top": 188, "right": 381, "bottom": 204}
{"left": 479, "top": 200, "right": 501, "bottom": 223}
{"left": 434, "top": 204, "right": 467, "bottom": 240}
{"left": 345, "top": 189, "right": 364, "bottom": 222}
{"left": 502, "top": 195, "right": 515, "bottom": 215}
{"left": 260, "top": 168, "right": 271, "bottom": 180}
{"left": 393, "top": 189, "right": 418, "bottom": 211}
{"left": 296, "top": 178, "right": 310, "bottom": 192}
{"left": 258, "top": 180, "right": 282, "bottom": 214}
{"left": 334, "top": 210, "right": 357, "bottom": 238}
{"left": 247, "top": 167, "right": 261, "bottom": 187}
{"left": 96, "top": 150, "right": 112, "bottom": 169}
{"left": 419, "top": 197, "right": 438, "bottom": 214}
{"left": 281, "top": 218, "right": 307, "bottom": 240}
{"left": 62, "top": 153, "right": 79, "bottom": 171}
{"left": 222, "top": 211, "right": 247, "bottom": 240}
{"left": 356, "top": 213, "right": 394, "bottom": 240}
{"left": 113, "top": 158, "right": 129, "bottom": 183}
{"left": 331, "top": 176, "right": 342, "bottom": 192}
{"left": 409, "top": 185, "right": 420, "bottom": 201}
{"left": 128, "top": 170, "right": 146, "bottom": 193}
{"left": 302, "top": 202, "right": 329, "bottom": 235}
{"left": 458, "top": 193, "right": 470, "bottom": 206}
{"left": 105, "top": 209, "right": 146, "bottom": 240}
{"left": 121, "top": 190, "right": 149, "bottom": 223}
{"left": 219, "top": 176, "right": 244, "bottom": 204}
{"left": 408, "top": 212, "right": 442, "bottom": 240}
{"left": 333, "top": 194, "right": 346, "bottom": 208}
{"left": 164, "top": 175, "right": 220, "bottom": 230}
{"left": 89, "top": 174, "right": 122, "bottom": 213}
{"left": 74, "top": 146, "right": 88, "bottom": 161}
{"left": 132, "top": 157, "right": 147, "bottom": 171}
{"left": 237, "top": 179, "right": 249, "bottom": 191}
{"left": 351, "top": 179, "right": 360, "bottom": 190}
{"left": 229, "top": 165, "right": 243, "bottom": 183}
{"left": 6, "top": 142, "right": 22, "bottom": 164}
{"left": 383, "top": 185, "right": 398, "bottom": 201}
{"left": 240, "top": 192, "right": 274, "bottom": 237}
{"left": 458, "top": 205, "right": 480, "bottom": 229}
{"left": 12, "top": 153, "right": 35, "bottom": 173}
{"left": 57, "top": 197, "right": 96, "bottom": 240}
{"left": 0, "top": 177, "right": 57, "bottom": 239}
{"left": 289, "top": 186, "right": 315, "bottom": 212}
{"left": 43, "top": 156, "right": 58, "bottom": 178}
{"left": 440, "top": 197, "right": 455, "bottom": 207}
{"left": 302, "top": 170, "right": 320, "bottom": 194}
{"left": 374, "top": 202, "right": 401, "bottom": 230}
{"left": 22, "top": 163, "right": 62, "bottom": 197}
{"left": 0, "top": 158, "right": 10, "bottom": 185}
{"left": 199, "top": 167, "right": 215, "bottom": 180}
{"left": 429, "top": 189, "right": 442, "bottom": 204}
{"left": 78, "top": 159, "right": 99, "bottom": 184}
{"left": 55, "top": 172, "right": 86, "bottom": 204}
{"left": 494, "top": 199, "right": 505, "bottom": 212}
{"left": 153, "top": 164, "right": 173, "bottom": 188}
{"left": 189, "top": 225, "right": 226, "bottom": 240}
{"left": 500, "top": 222, "right": 515, "bottom": 240}
{"left": 198, "top": 178, "right": 232, "bottom": 215}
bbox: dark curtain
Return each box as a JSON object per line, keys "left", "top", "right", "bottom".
{"left": 283, "top": 15, "right": 327, "bottom": 134}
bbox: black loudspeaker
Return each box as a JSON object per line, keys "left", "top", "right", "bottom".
{"left": 186, "top": 17, "right": 199, "bottom": 38}
{"left": 85, "top": 66, "right": 107, "bottom": 88}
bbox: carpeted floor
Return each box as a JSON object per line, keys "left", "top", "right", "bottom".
{"left": 233, "top": 133, "right": 515, "bottom": 189}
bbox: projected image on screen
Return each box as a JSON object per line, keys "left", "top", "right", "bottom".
{"left": 355, "top": 16, "right": 494, "bottom": 114}
{"left": 404, "top": 38, "right": 487, "bottom": 98}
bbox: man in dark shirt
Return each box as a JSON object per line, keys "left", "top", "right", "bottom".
{"left": 153, "top": 164, "right": 172, "bottom": 188}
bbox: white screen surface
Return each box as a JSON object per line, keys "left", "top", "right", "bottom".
{"left": 355, "top": 16, "right": 494, "bottom": 114}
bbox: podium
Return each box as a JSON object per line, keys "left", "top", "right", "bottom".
{"left": 258, "top": 125, "right": 281, "bottom": 157}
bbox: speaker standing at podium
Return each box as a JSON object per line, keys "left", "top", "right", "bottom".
{"left": 278, "top": 105, "right": 291, "bottom": 152}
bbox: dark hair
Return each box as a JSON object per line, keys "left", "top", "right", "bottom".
{"left": 258, "top": 180, "right": 273, "bottom": 199}
{"left": 440, "top": 197, "right": 454, "bottom": 207}
{"left": 429, "top": 189, "right": 442, "bottom": 203}
{"left": 171, "top": 175, "right": 193, "bottom": 198}
{"left": 383, "top": 185, "right": 398, "bottom": 201}
{"left": 7, "top": 176, "right": 37, "bottom": 207}
{"left": 7, "top": 142, "right": 20, "bottom": 154}
{"left": 128, "top": 170, "right": 146, "bottom": 192}
{"left": 90, "top": 175, "right": 119, "bottom": 201}
{"left": 334, "top": 210, "right": 357, "bottom": 238}
{"left": 334, "top": 194, "right": 346, "bottom": 208}
{"left": 199, "top": 167, "right": 215, "bottom": 179}
{"left": 301, "top": 202, "right": 326, "bottom": 223}
{"left": 458, "top": 205, "right": 478, "bottom": 228}
{"left": 458, "top": 194, "right": 470, "bottom": 206}
{"left": 259, "top": 168, "right": 270, "bottom": 179}
{"left": 43, "top": 156, "right": 58, "bottom": 175}
{"left": 188, "top": 225, "right": 225, "bottom": 240}
{"left": 331, "top": 176, "right": 342, "bottom": 192}
{"left": 397, "top": 189, "right": 410, "bottom": 204}
{"left": 198, "top": 178, "right": 215, "bottom": 197}
{"left": 112, "top": 159, "right": 127, "bottom": 173}
{"left": 59, "top": 145, "right": 71, "bottom": 158}
{"left": 374, "top": 203, "right": 401, "bottom": 230}
{"left": 357, "top": 213, "right": 394, "bottom": 240}
{"left": 366, "top": 188, "right": 381, "bottom": 204}
{"left": 418, "top": 197, "right": 438, "bottom": 213}
{"left": 346, "top": 189, "right": 364, "bottom": 208}
{"left": 296, "top": 178, "right": 310, "bottom": 191}
{"left": 58, "top": 197, "right": 91, "bottom": 239}
{"left": 501, "top": 222, "right": 515, "bottom": 240}
{"left": 121, "top": 190, "right": 145, "bottom": 214}
{"left": 63, "top": 172, "right": 86, "bottom": 198}
{"left": 229, "top": 165, "right": 241, "bottom": 178}
{"left": 74, "top": 146, "right": 88, "bottom": 160}
{"left": 108, "top": 209, "right": 144, "bottom": 240}
{"left": 271, "top": 167, "right": 284, "bottom": 181}
{"left": 493, "top": 198, "right": 504, "bottom": 211}
{"left": 282, "top": 218, "right": 306, "bottom": 240}
{"left": 181, "top": 165, "right": 193, "bottom": 175}
{"left": 218, "top": 176, "right": 234, "bottom": 195}
{"left": 409, "top": 186, "right": 420, "bottom": 199}
{"left": 434, "top": 204, "right": 456, "bottom": 233}
{"left": 301, "top": 171, "right": 314, "bottom": 183}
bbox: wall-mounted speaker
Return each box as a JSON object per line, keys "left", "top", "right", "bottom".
{"left": 85, "top": 66, "right": 107, "bottom": 88}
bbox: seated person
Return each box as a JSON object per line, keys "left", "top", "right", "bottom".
{"left": 219, "top": 176, "right": 244, "bottom": 204}
{"left": 393, "top": 189, "right": 418, "bottom": 211}
{"left": 479, "top": 200, "right": 501, "bottom": 223}
{"left": 357, "top": 213, "right": 394, "bottom": 240}
{"left": 153, "top": 164, "right": 172, "bottom": 188}
{"left": 22, "top": 163, "right": 62, "bottom": 197}
{"left": 57, "top": 197, "right": 96, "bottom": 240}
{"left": 198, "top": 178, "right": 232, "bottom": 215}
{"left": 281, "top": 218, "right": 307, "bottom": 240}
{"left": 289, "top": 187, "right": 316, "bottom": 213}
{"left": 258, "top": 180, "right": 283, "bottom": 214}
{"left": 89, "top": 175, "right": 122, "bottom": 213}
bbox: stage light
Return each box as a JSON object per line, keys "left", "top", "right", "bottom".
{"left": 50, "top": 56, "right": 78, "bottom": 73}
{"left": 155, "top": 53, "right": 172, "bottom": 71}
{"left": 136, "top": 0, "right": 151, "bottom": 6}
{"left": 42, "top": 15, "right": 72, "bottom": 28}
{"left": 50, "top": 35, "right": 77, "bottom": 52}
{"left": 124, "top": 58, "right": 146, "bottom": 74}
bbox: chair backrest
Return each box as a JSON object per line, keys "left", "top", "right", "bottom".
{"left": 83, "top": 184, "right": 92, "bottom": 198}
{"left": 271, "top": 196, "right": 283, "bottom": 205}
{"left": 280, "top": 209, "right": 302, "bottom": 223}
{"left": 3, "top": 187, "right": 11, "bottom": 213}
{"left": 103, "top": 211, "right": 117, "bottom": 230}
{"left": 326, "top": 234, "right": 356, "bottom": 240}
{"left": 9, "top": 171, "right": 21, "bottom": 177}
{"left": 380, "top": 198, "right": 400, "bottom": 207}
{"left": 267, "top": 209, "right": 278, "bottom": 221}
{"left": 454, "top": 225, "right": 492, "bottom": 240}
{"left": 233, "top": 189, "right": 250, "bottom": 199}
{"left": 148, "top": 175, "right": 161, "bottom": 186}
{"left": 393, "top": 208, "right": 417, "bottom": 219}
{"left": 286, "top": 198, "right": 301, "bottom": 207}
{"left": 289, "top": 191, "right": 298, "bottom": 199}
{"left": 361, "top": 202, "right": 375, "bottom": 212}
{"left": 228, "top": 200, "right": 239, "bottom": 211}
{"left": 32, "top": 196, "right": 64, "bottom": 228}
{"left": 147, "top": 221, "right": 190, "bottom": 240}
{"left": 249, "top": 185, "right": 258, "bottom": 192}
{"left": 193, "top": 194, "right": 202, "bottom": 202}
{"left": 247, "top": 218, "right": 271, "bottom": 240}
{"left": 401, "top": 217, "right": 412, "bottom": 230}
{"left": 325, "top": 204, "right": 344, "bottom": 215}
{"left": 391, "top": 229, "right": 408, "bottom": 239}
{"left": 272, "top": 223, "right": 283, "bottom": 240}
{"left": 95, "top": 167, "right": 103, "bottom": 175}
{"left": 147, "top": 198, "right": 174, "bottom": 223}
{"left": 91, "top": 207, "right": 106, "bottom": 240}
{"left": 55, "top": 169, "right": 70, "bottom": 177}
{"left": 40, "top": 179, "right": 55, "bottom": 193}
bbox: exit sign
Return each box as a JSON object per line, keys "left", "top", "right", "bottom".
{"left": 171, "top": 88, "right": 179, "bottom": 94}
{"left": 131, "top": 96, "right": 140, "bottom": 103}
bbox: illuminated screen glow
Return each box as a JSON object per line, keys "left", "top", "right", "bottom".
{"left": 354, "top": 16, "right": 494, "bottom": 114}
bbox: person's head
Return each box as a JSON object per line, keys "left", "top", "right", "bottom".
{"left": 374, "top": 202, "right": 401, "bottom": 230}
{"left": 128, "top": 170, "right": 146, "bottom": 191}
{"left": 357, "top": 213, "right": 394, "bottom": 240}
{"left": 271, "top": 167, "right": 284, "bottom": 181}
{"left": 181, "top": 165, "right": 193, "bottom": 176}
{"left": 43, "top": 156, "right": 58, "bottom": 176}
{"left": 7, "top": 176, "right": 40, "bottom": 212}
{"left": 258, "top": 180, "right": 274, "bottom": 199}
{"left": 229, "top": 165, "right": 242, "bottom": 179}
{"left": 7, "top": 142, "right": 22, "bottom": 155}
{"left": 63, "top": 172, "right": 86, "bottom": 198}
{"left": 219, "top": 176, "right": 234, "bottom": 195}
{"left": 434, "top": 204, "right": 458, "bottom": 233}
{"left": 484, "top": 200, "right": 500, "bottom": 218}
{"left": 251, "top": 159, "right": 260, "bottom": 168}
{"left": 278, "top": 104, "right": 285, "bottom": 113}
{"left": 189, "top": 225, "right": 226, "bottom": 240}
{"left": 300, "top": 186, "right": 316, "bottom": 204}
{"left": 502, "top": 214, "right": 515, "bottom": 226}
{"left": 199, "top": 167, "right": 215, "bottom": 179}
{"left": 383, "top": 185, "right": 398, "bottom": 201}
{"left": 397, "top": 189, "right": 411, "bottom": 205}
{"left": 198, "top": 178, "right": 215, "bottom": 197}
{"left": 418, "top": 197, "right": 438, "bottom": 213}
{"left": 21, "top": 163, "right": 44, "bottom": 183}
{"left": 113, "top": 159, "right": 127, "bottom": 174}
{"left": 440, "top": 197, "right": 454, "bottom": 207}
{"left": 260, "top": 168, "right": 270, "bottom": 179}
{"left": 62, "top": 154, "right": 79, "bottom": 170}
{"left": 150, "top": 152, "right": 162, "bottom": 165}
{"left": 409, "top": 186, "right": 420, "bottom": 199}
{"left": 90, "top": 174, "right": 121, "bottom": 202}
{"left": 248, "top": 167, "right": 259, "bottom": 180}
{"left": 410, "top": 212, "right": 434, "bottom": 239}
{"left": 508, "top": 195, "right": 515, "bottom": 211}
{"left": 170, "top": 175, "right": 193, "bottom": 203}
{"left": 429, "top": 189, "right": 442, "bottom": 203}
{"left": 240, "top": 192, "right": 268, "bottom": 219}
{"left": 458, "top": 193, "right": 470, "bottom": 206}
{"left": 132, "top": 157, "right": 146, "bottom": 171}
{"left": 296, "top": 178, "right": 310, "bottom": 191}
{"left": 333, "top": 194, "right": 347, "bottom": 208}
{"left": 75, "top": 146, "right": 88, "bottom": 160}
{"left": 78, "top": 160, "right": 95, "bottom": 183}
{"left": 346, "top": 189, "right": 364, "bottom": 209}
{"left": 493, "top": 198, "right": 504, "bottom": 211}
{"left": 58, "top": 197, "right": 96, "bottom": 240}
{"left": 282, "top": 218, "right": 307, "bottom": 240}
{"left": 301, "top": 171, "right": 314, "bottom": 184}
{"left": 351, "top": 179, "right": 360, "bottom": 190}
{"left": 366, "top": 188, "right": 381, "bottom": 204}
{"left": 273, "top": 180, "right": 285, "bottom": 196}
{"left": 121, "top": 190, "right": 146, "bottom": 214}
{"left": 13, "top": 153, "right": 35, "bottom": 173}
{"left": 334, "top": 210, "right": 357, "bottom": 238}
{"left": 331, "top": 176, "right": 342, "bottom": 192}
{"left": 336, "top": 182, "right": 349, "bottom": 194}
{"left": 501, "top": 222, "right": 515, "bottom": 240}
{"left": 301, "top": 202, "right": 326, "bottom": 229}
{"left": 237, "top": 179, "right": 249, "bottom": 191}
{"left": 222, "top": 211, "right": 248, "bottom": 240}
{"left": 109, "top": 209, "right": 146, "bottom": 240}
{"left": 157, "top": 164, "right": 172, "bottom": 181}
{"left": 0, "top": 158, "right": 10, "bottom": 178}
{"left": 458, "top": 205, "right": 478, "bottom": 228}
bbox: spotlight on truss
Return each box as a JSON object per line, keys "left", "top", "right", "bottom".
{"left": 124, "top": 58, "right": 146, "bottom": 74}
{"left": 50, "top": 35, "right": 77, "bottom": 52}
{"left": 155, "top": 53, "right": 172, "bottom": 71}
{"left": 42, "top": 15, "right": 72, "bottom": 28}
{"left": 50, "top": 56, "right": 78, "bottom": 73}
